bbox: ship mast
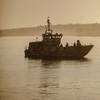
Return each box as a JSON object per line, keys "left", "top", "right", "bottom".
{"left": 46, "top": 17, "right": 52, "bottom": 33}
{"left": 47, "top": 17, "right": 51, "bottom": 31}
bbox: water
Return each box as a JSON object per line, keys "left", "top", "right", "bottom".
{"left": 0, "top": 36, "right": 100, "bottom": 100}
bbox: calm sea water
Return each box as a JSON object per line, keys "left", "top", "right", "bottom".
{"left": 0, "top": 36, "right": 100, "bottom": 100}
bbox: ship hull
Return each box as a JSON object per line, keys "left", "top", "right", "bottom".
{"left": 25, "top": 45, "right": 93, "bottom": 59}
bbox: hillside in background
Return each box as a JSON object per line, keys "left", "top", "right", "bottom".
{"left": 0, "top": 23, "right": 100, "bottom": 36}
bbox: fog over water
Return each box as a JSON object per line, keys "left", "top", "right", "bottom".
{"left": 0, "top": 36, "right": 100, "bottom": 100}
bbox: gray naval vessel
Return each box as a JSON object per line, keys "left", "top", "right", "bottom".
{"left": 25, "top": 18, "right": 94, "bottom": 59}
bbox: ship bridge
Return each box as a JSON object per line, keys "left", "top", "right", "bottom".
{"left": 42, "top": 17, "right": 63, "bottom": 46}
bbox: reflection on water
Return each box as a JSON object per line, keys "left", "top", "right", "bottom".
{"left": 39, "top": 60, "right": 60, "bottom": 100}
{"left": 41, "top": 59, "right": 61, "bottom": 68}
{"left": 0, "top": 36, "right": 100, "bottom": 100}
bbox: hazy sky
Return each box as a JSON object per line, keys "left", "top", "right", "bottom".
{"left": 0, "top": 0, "right": 100, "bottom": 29}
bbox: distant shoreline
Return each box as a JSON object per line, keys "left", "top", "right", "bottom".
{"left": 0, "top": 23, "right": 100, "bottom": 36}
